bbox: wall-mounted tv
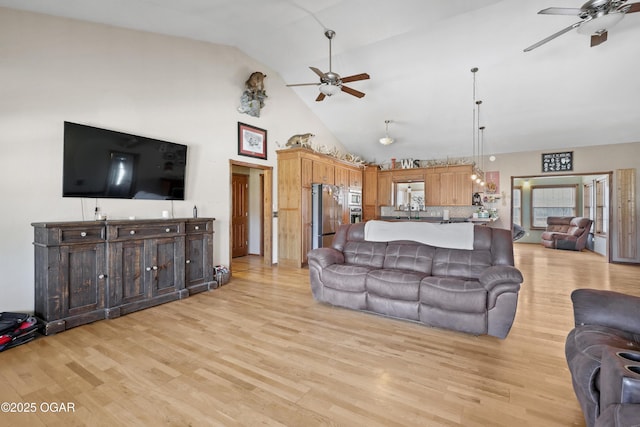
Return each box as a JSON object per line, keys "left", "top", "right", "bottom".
{"left": 63, "top": 122, "right": 187, "bottom": 200}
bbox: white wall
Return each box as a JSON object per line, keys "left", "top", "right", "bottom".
{"left": 0, "top": 8, "right": 345, "bottom": 312}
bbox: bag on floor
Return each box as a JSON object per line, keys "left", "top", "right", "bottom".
{"left": 0, "top": 312, "right": 38, "bottom": 352}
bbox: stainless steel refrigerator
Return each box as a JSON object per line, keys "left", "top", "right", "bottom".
{"left": 311, "top": 184, "right": 343, "bottom": 249}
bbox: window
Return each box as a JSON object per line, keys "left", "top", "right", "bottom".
{"left": 531, "top": 185, "right": 577, "bottom": 228}
{"left": 512, "top": 187, "right": 522, "bottom": 226}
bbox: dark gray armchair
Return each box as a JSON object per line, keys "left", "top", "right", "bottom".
{"left": 566, "top": 289, "right": 640, "bottom": 427}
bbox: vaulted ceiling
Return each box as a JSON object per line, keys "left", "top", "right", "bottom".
{"left": 2, "top": 0, "right": 639, "bottom": 163}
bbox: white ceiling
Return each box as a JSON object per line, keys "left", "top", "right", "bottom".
{"left": 2, "top": 0, "right": 640, "bottom": 163}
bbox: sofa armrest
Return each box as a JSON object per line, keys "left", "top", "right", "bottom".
{"left": 479, "top": 265, "right": 523, "bottom": 309}
{"left": 307, "top": 247, "right": 345, "bottom": 268}
{"left": 572, "top": 289, "right": 640, "bottom": 334}
{"left": 479, "top": 265, "right": 523, "bottom": 291}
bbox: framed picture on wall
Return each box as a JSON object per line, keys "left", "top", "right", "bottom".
{"left": 238, "top": 122, "right": 267, "bottom": 160}
{"left": 542, "top": 151, "right": 572, "bottom": 172}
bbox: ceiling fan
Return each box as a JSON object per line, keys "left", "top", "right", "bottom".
{"left": 286, "top": 29, "right": 370, "bottom": 101}
{"left": 524, "top": 0, "right": 640, "bottom": 51}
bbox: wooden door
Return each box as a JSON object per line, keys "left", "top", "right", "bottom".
{"left": 232, "top": 173, "right": 249, "bottom": 258}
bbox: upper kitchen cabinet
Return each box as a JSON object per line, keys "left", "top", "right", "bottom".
{"left": 439, "top": 165, "right": 473, "bottom": 206}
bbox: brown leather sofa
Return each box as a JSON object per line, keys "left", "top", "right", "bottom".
{"left": 566, "top": 289, "right": 640, "bottom": 427}
{"left": 307, "top": 222, "right": 524, "bottom": 339}
{"left": 541, "top": 216, "right": 592, "bottom": 250}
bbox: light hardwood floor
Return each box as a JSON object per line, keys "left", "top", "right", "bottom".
{"left": 1, "top": 244, "right": 639, "bottom": 426}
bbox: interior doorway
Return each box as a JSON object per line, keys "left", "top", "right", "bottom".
{"left": 511, "top": 172, "right": 612, "bottom": 261}
{"left": 229, "top": 160, "right": 273, "bottom": 268}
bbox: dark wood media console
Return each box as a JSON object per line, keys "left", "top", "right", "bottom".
{"left": 32, "top": 218, "right": 216, "bottom": 335}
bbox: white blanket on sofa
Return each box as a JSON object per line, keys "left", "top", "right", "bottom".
{"left": 364, "top": 220, "right": 474, "bottom": 250}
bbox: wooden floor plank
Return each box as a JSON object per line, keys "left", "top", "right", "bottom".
{"left": 1, "top": 245, "right": 638, "bottom": 426}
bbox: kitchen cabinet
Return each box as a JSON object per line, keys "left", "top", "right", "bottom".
{"left": 335, "top": 166, "right": 350, "bottom": 189}
{"left": 365, "top": 164, "right": 473, "bottom": 212}
{"left": 391, "top": 169, "right": 426, "bottom": 182}
{"left": 32, "top": 218, "right": 215, "bottom": 335}
{"left": 377, "top": 171, "right": 393, "bottom": 208}
{"left": 277, "top": 148, "right": 362, "bottom": 267}
{"left": 439, "top": 165, "right": 473, "bottom": 205}
{"left": 363, "top": 165, "right": 378, "bottom": 221}
{"left": 349, "top": 169, "right": 362, "bottom": 188}
{"left": 425, "top": 170, "right": 441, "bottom": 206}
{"left": 312, "top": 160, "right": 335, "bottom": 185}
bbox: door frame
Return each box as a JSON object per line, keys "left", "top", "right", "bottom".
{"left": 229, "top": 160, "right": 273, "bottom": 267}
{"left": 511, "top": 171, "right": 613, "bottom": 262}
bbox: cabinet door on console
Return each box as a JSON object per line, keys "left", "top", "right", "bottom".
{"left": 185, "top": 232, "right": 214, "bottom": 293}
{"left": 147, "top": 236, "right": 185, "bottom": 297}
{"left": 57, "top": 243, "right": 107, "bottom": 325}
{"left": 108, "top": 235, "right": 185, "bottom": 316}
{"left": 109, "top": 240, "right": 146, "bottom": 307}
{"left": 33, "top": 222, "right": 108, "bottom": 335}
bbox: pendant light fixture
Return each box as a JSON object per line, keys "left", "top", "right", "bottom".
{"left": 379, "top": 120, "right": 394, "bottom": 145}
{"left": 470, "top": 67, "right": 485, "bottom": 185}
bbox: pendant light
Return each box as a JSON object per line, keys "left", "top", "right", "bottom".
{"left": 379, "top": 120, "right": 394, "bottom": 145}
{"left": 470, "top": 68, "right": 479, "bottom": 181}
{"left": 470, "top": 67, "right": 485, "bottom": 185}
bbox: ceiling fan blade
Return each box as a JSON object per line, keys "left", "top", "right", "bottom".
{"left": 591, "top": 31, "right": 608, "bottom": 46}
{"left": 538, "top": 7, "right": 583, "bottom": 15}
{"left": 309, "top": 67, "right": 325, "bottom": 78}
{"left": 315, "top": 93, "right": 326, "bottom": 102}
{"left": 626, "top": 2, "right": 640, "bottom": 13}
{"left": 523, "top": 21, "right": 584, "bottom": 52}
{"left": 341, "top": 85, "right": 365, "bottom": 98}
{"left": 341, "top": 73, "right": 370, "bottom": 83}
{"left": 286, "top": 82, "right": 320, "bottom": 87}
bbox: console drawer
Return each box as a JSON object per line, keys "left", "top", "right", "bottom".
{"left": 60, "top": 226, "right": 105, "bottom": 243}
{"left": 186, "top": 220, "right": 212, "bottom": 234}
{"left": 111, "top": 223, "right": 183, "bottom": 239}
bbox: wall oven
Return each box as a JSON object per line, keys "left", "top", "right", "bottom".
{"left": 350, "top": 207, "right": 362, "bottom": 224}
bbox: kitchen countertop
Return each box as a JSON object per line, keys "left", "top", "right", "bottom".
{"left": 379, "top": 216, "right": 468, "bottom": 223}
{"left": 379, "top": 216, "right": 498, "bottom": 223}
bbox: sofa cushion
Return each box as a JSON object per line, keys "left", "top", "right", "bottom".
{"left": 432, "top": 248, "right": 492, "bottom": 279}
{"left": 366, "top": 269, "right": 425, "bottom": 301}
{"left": 420, "top": 276, "right": 487, "bottom": 313}
{"left": 368, "top": 294, "right": 420, "bottom": 321}
{"left": 383, "top": 243, "right": 435, "bottom": 274}
{"left": 343, "top": 241, "right": 387, "bottom": 268}
{"left": 322, "top": 264, "right": 372, "bottom": 292}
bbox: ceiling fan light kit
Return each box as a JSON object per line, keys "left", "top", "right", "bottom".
{"left": 524, "top": 0, "right": 640, "bottom": 51}
{"left": 286, "top": 29, "right": 370, "bottom": 101}
{"left": 319, "top": 83, "right": 341, "bottom": 96}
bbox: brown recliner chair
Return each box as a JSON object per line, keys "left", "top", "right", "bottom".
{"left": 541, "top": 216, "right": 592, "bottom": 251}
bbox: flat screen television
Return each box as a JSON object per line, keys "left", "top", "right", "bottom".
{"left": 63, "top": 122, "right": 187, "bottom": 200}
